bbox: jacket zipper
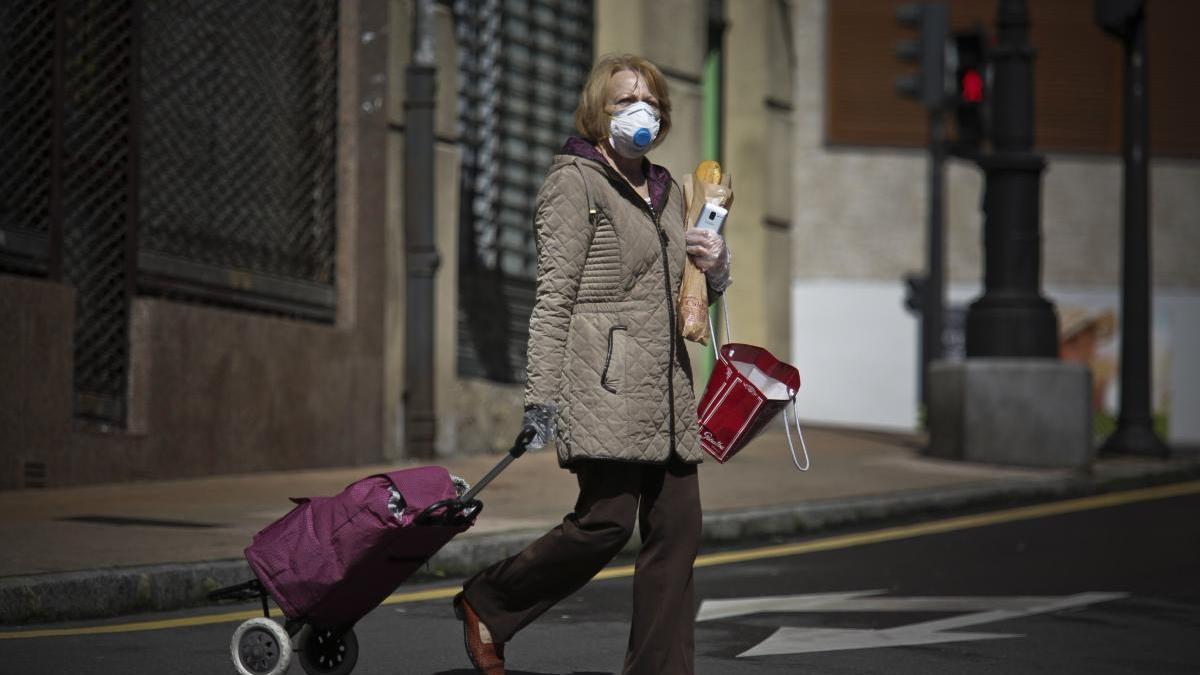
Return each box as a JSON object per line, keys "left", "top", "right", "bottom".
{"left": 596, "top": 163, "right": 679, "bottom": 450}
{"left": 650, "top": 204, "right": 678, "bottom": 449}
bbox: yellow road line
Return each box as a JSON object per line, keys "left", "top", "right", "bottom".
{"left": 3, "top": 479, "right": 1197, "bottom": 641}
{"left": 0, "top": 587, "right": 465, "bottom": 640}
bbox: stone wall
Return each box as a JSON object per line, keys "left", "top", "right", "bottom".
{"left": 0, "top": 0, "right": 392, "bottom": 488}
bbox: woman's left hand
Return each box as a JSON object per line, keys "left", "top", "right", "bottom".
{"left": 685, "top": 228, "right": 728, "bottom": 273}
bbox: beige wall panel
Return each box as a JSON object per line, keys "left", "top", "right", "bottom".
{"left": 448, "top": 378, "right": 525, "bottom": 455}
{"left": 791, "top": 0, "right": 823, "bottom": 149}
{"left": 766, "top": 108, "right": 794, "bottom": 222}
{"left": 595, "top": 0, "right": 642, "bottom": 60}
{"left": 388, "top": 0, "right": 459, "bottom": 140}
{"left": 725, "top": 0, "right": 772, "bottom": 349}
{"left": 766, "top": 0, "right": 794, "bottom": 103}
{"left": 765, "top": 226, "right": 794, "bottom": 361}
{"left": 434, "top": 143, "right": 463, "bottom": 457}
{"left": 434, "top": 5, "right": 460, "bottom": 140}
{"left": 655, "top": 78, "right": 704, "bottom": 181}
{"left": 387, "top": 0, "right": 410, "bottom": 129}
{"left": 597, "top": 0, "right": 704, "bottom": 78}
{"left": 792, "top": 116, "right": 1199, "bottom": 287}
{"left": 1151, "top": 163, "right": 1200, "bottom": 288}
{"left": 1044, "top": 158, "right": 1200, "bottom": 288}
{"left": 384, "top": 128, "right": 404, "bottom": 460}
{"left": 793, "top": 148, "right": 992, "bottom": 284}
{"left": 1042, "top": 157, "right": 1122, "bottom": 288}
{"left": 944, "top": 164, "right": 985, "bottom": 283}
{"left": 639, "top": 0, "right": 706, "bottom": 77}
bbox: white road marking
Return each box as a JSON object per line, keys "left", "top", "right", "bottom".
{"left": 695, "top": 591, "right": 1129, "bottom": 657}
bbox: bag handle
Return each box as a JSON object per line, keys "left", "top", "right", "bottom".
{"left": 782, "top": 401, "right": 811, "bottom": 472}
{"left": 709, "top": 298, "right": 811, "bottom": 471}
{"left": 707, "top": 296, "right": 734, "bottom": 362}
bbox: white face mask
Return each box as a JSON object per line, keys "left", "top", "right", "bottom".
{"left": 608, "top": 101, "right": 660, "bottom": 159}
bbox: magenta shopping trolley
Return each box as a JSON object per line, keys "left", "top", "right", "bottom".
{"left": 208, "top": 428, "right": 536, "bottom": 675}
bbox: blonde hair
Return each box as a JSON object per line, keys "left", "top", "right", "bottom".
{"left": 574, "top": 54, "right": 672, "bottom": 147}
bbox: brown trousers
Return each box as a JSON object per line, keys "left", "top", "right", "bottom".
{"left": 461, "top": 454, "right": 702, "bottom": 675}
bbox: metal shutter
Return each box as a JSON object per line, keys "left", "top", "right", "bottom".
{"left": 455, "top": 0, "right": 593, "bottom": 382}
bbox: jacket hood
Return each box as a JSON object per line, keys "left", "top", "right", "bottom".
{"left": 556, "top": 136, "right": 673, "bottom": 215}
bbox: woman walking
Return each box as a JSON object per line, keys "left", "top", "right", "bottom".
{"left": 455, "top": 53, "right": 732, "bottom": 675}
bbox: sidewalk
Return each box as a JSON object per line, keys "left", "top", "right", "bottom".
{"left": 2, "top": 426, "right": 1197, "bottom": 625}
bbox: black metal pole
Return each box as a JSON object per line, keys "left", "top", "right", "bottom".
{"left": 921, "top": 108, "right": 946, "bottom": 408}
{"left": 965, "top": 0, "right": 1058, "bottom": 358}
{"left": 404, "top": 0, "right": 439, "bottom": 459}
{"left": 1095, "top": 1, "right": 1169, "bottom": 457}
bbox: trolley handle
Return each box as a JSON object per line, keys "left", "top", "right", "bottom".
{"left": 415, "top": 426, "right": 537, "bottom": 525}
{"left": 458, "top": 426, "right": 537, "bottom": 504}
{"left": 415, "top": 497, "right": 481, "bottom": 526}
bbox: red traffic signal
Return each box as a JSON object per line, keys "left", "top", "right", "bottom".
{"left": 961, "top": 68, "right": 984, "bottom": 103}
{"left": 950, "top": 28, "right": 989, "bottom": 149}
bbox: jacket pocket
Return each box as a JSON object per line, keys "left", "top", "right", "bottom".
{"left": 601, "top": 325, "right": 628, "bottom": 393}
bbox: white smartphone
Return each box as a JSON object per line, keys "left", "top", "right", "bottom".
{"left": 696, "top": 202, "right": 728, "bottom": 234}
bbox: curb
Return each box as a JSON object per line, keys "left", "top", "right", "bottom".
{"left": 3, "top": 459, "right": 1198, "bottom": 626}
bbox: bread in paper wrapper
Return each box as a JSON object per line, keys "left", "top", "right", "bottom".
{"left": 678, "top": 163, "right": 732, "bottom": 345}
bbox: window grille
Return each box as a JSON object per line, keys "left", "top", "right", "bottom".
{"left": 138, "top": 0, "right": 340, "bottom": 320}
{"left": 0, "top": 1, "right": 57, "bottom": 276}
{"left": 0, "top": 0, "right": 339, "bottom": 425}
{"left": 59, "top": 0, "right": 139, "bottom": 424}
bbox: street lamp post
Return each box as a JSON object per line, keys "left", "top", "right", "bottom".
{"left": 928, "top": 0, "right": 1092, "bottom": 469}
{"left": 1095, "top": 0, "right": 1169, "bottom": 457}
{"left": 964, "top": 0, "right": 1058, "bottom": 358}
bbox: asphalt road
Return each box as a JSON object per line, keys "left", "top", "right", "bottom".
{"left": 2, "top": 486, "right": 1198, "bottom": 674}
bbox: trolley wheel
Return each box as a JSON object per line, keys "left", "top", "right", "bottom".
{"left": 296, "top": 624, "right": 359, "bottom": 675}
{"left": 231, "top": 617, "right": 292, "bottom": 675}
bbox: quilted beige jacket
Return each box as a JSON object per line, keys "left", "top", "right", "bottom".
{"left": 525, "top": 138, "right": 716, "bottom": 468}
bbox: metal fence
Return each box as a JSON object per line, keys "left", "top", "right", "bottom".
{"left": 454, "top": 0, "right": 593, "bottom": 382}
{"left": 60, "top": 0, "right": 139, "bottom": 423}
{"left": 0, "top": 1, "right": 58, "bottom": 277}
{"left": 0, "top": 0, "right": 339, "bottom": 425}
{"left": 138, "top": 0, "right": 339, "bottom": 319}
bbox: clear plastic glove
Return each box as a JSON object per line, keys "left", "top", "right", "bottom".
{"left": 686, "top": 228, "right": 731, "bottom": 291}
{"left": 522, "top": 403, "right": 558, "bottom": 450}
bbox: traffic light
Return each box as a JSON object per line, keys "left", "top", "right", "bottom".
{"left": 903, "top": 274, "right": 927, "bottom": 314}
{"left": 894, "top": 3, "right": 949, "bottom": 109}
{"left": 950, "top": 28, "right": 989, "bottom": 150}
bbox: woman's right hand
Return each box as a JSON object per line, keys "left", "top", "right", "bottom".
{"left": 685, "top": 228, "right": 727, "bottom": 273}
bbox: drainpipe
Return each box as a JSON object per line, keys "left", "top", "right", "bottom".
{"left": 404, "top": 0, "right": 438, "bottom": 458}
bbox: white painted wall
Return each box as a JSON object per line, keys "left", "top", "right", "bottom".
{"left": 792, "top": 279, "right": 1200, "bottom": 444}
{"left": 790, "top": 280, "right": 919, "bottom": 430}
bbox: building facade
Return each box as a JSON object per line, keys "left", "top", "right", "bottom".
{"left": 11, "top": 0, "right": 1187, "bottom": 490}
{"left": 0, "top": 0, "right": 796, "bottom": 487}
{"left": 790, "top": 0, "right": 1199, "bottom": 444}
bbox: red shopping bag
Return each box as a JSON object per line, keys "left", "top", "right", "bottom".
{"left": 697, "top": 342, "right": 809, "bottom": 469}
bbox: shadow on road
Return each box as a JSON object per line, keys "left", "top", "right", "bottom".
{"left": 432, "top": 671, "right": 611, "bottom": 675}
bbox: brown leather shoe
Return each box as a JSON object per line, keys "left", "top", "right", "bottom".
{"left": 455, "top": 593, "right": 505, "bottom": 675}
